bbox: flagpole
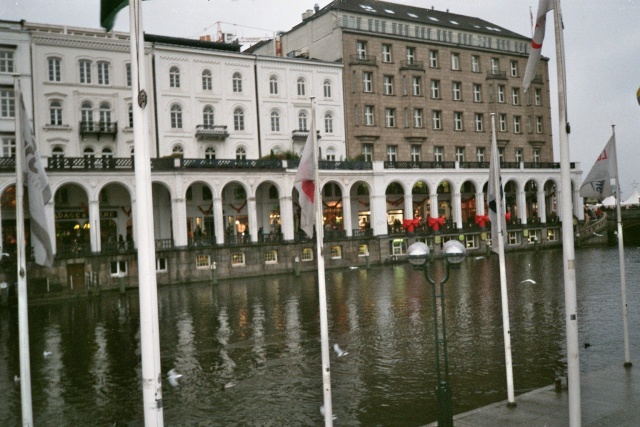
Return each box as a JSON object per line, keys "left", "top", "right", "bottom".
{"left": 311, "top": 97, "right": 334, "bottom": 426}
{"left": 611, "top": 125, "right": 631, "bottom": 367}
{"left": 128, "top": 1, "right": 164, "bottom": 425}
{"left": 14, "top": 75, "right": 34, "bottom": 427}
{"left": 490, "top": 114, "right": 516, "bottom": 407}
{"left": 553, "top": 0, "right": 581, "bottom": 425}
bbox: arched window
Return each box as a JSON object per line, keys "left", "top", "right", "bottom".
{"left": 236, "top": 147, "right": 247, "bottom": 160}
{"left": 269, "top": 75, "right": 278, "bottom": 95}
{"left": 233, "top": 107, "right": 244, "bottom": 131}
{"left": 49, "top": 100, "right": 62, "bottom": 125}
{"left": 172, "top": 145, "right": 184, "bottom": 156}
{"left": 232, "top": 72, "right": 242, "bottom": 93}
{"left": 99, "top": 102, "right": 112, "bottom": 128}
{"left": 270, "top": 110, "right": 280, "bottom": 132}
{"left": 102, "top": 147, "right": 113, "bottom": 159}
{"left": 83, "top": 147, "right": 94, "bottom": 157}
{"left": 326, "top": 147, "right": 336, "bottom": 161}
{"left": 52, "top": 146, "right": 64, "bottom": 158}
{"left": 80, "top": 101, "right": 93, "bottom": 125}
{"left": 323, "top": 79, "right": 332, "bottom": 98}
{"left": 297, "top": 77, "right": 306, "bottom": 96}
{"left": 170, "top": 104, "right": 182, "bottom": 129}
{"left": 298, "top": 111, "right": 308, "bottom": 131}
{"left": 202, "top": 69, "right": 212, "bottom": 91}
{"left": 169, "top": 66, "right": 180, "bottom": 88}
{"left": 324, "top": 112, "right": 334, "bottom": 133}
{"left": 205, "top": 146, "right": 216, "bottom": 160}
{"left": 203, "top": 105, "right": 214, "bottom": 127}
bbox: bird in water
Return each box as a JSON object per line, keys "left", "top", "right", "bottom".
{"left": 520, "top": 279, "right": 537, "bottom": 284}
{"left": 333, "top": 343, "right": 348, "bottom": 357}
{"left": 167, "top": 369, "right": 182, "bottom": 387}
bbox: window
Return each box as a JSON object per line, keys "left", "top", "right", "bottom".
{"left": 413, "top": 108, "right": 423, "bottom": 127}
{"left": 476, "top": 147, "right": 485, "bottom": 162}
{"left": 364, "top": 105, "right": 374, "bottom": 125}
{"left": 536, "top": 116, "right": 543, "bottom": 133}
{"left": 499, "top": 148, "right": 505, "bottom": 162}
{"left": 324, "top": 113, "right": 334, "bottom": 133}
{"left": 498, "top": 85, "right": 505, "bottom": 103}
{"left": 326, "top": 147, "right": 336, "bottom": 161}
{"left": 79, "top": 59, "right": 92, "bottom": 84}
{"left": 169, "top": 66, "right": 180, "bottom": 88}
{"left": 126, "top": 63, "right": 131, "bottom": 87}
{"left": 1, "top": 137, "right": 15, "bottom": 158}
{"left": 128, "top": 104, "right": 133, "bottom": 127}
{"left": 234, "top": 107, "right": 244, "bottom": 131}
{"left": 110, "top": 260, "right": 128, "bottom": 276}
{"left": 432, "top": 110, "right": 442, "bottom": 130}
{"left": 454, "top": 112, "right": 463, "bottom": 131}
{"left": 205, "top": 146, "right": 216, "bottom": 159}
{"left": 203, "top": 105, "right": 214, "bottom": 127}
{"left": 474, "top": 113, "right": 484, "bottom": 131}
{"left": 202, "top": 69, "right": 212, "bottom": 91}
{"left": 510, "top": 60, "right": 519, "bottom": 77}
{"left": 452, "top": 82, "right": 462, "bottom": 101}
{"left": 356, "top": 41, "right": 367, "bottom": 59}
{"left": 170, "top": 104, "right": 182, "bottom": 129}
{"left": 412, "top": 76, "right": 421, "bottom": 96}
{"left": 264, "top": 250, "right": 278, "bottom": 264}
{"left": 81, "top": 101, "right": 93, "bottom": 124}
{"left": 236, "top": 147, "right": 246, "bottom": 160}
{"left": 269, "top": 75, "right": 278, "bottom": 94}
{"left": 358, "top": 244, "right": 369, "bottom": 257}
{"left": 473, "top": 84, "right": 482, "bottom": 102}
{"left": 515, "top": 148, "right": 523, "bottom": 163}
{"left": 383, "top": 75, "right": 394, "bottom": 95}
{"left": 382, "top": 44, "right": 392, "bottom": 62}
{"left": 48, "top": 57, "right": 61, "bottom": 82}
{"left": 231, "top": 253, "right": 245, "bottom": 266}
{"left": 298, "top": 111, "right": 308, "bottom": 130}
{"left": 507, "top": 231, "right": 521, "bottom": 245}
{"left": 490, "top": 58, "right": 499, "bottom": 74}
{"left": 297, "top": 77, "right": 306, "bottom": 96}
{"left": 391, "top": 239, "right": 406, "bottom": 256}
{"left": 411, "top": 145, "right": 420, "bottom": 162}
{"left": 232, "top": 72, "right": 242, "bottom": 93}
{"left": 535, "top": 89, "right": 542, "bottom": 105}
{"left": 363, "top": 72, "right": 373, "bottom": 92}
{"left": 429, "top": 50, "right": 438, "bottom": 68}
{"left": 499, "top": 114, "right": 507, "bottom": 132}
{"left": 0, "top": 89, "right": 15, "bottom": 118}
{"left": 512, "top": 88, "right": 520, "bottom": 105}
{"left": 386, "top": 145, "right": 397, "bottom": 162}
{"left": 455, "top": 147, "right": 465, "bottom": 162}
{"left": 323, "top": 79, "right": 332, "bottom": 98}
{"left": 270, "top": 110, "right": 280, "bottom": 132}
{"left": 156, "top": 258, "right": 167, "bottom": 272}
{"left": 471, "top": 55, "right": 480, "bottom": 72}
{"left": 301, "top": 247, "right": 314, "bottom": 261}
{"left": 360, "top": 143, "right": 374, "bottom": 162}
{"left": 406, "top": 47, "right": 416, "bottom": 64}
{"left": 330, "top": 246, "right": 342, "bottom": 259}
{"left": 434, "top": 146, "right": 443, "bottom": 162}
{"left": 533, "top": 148, "right": 541, "bottom": 163}
{"left": 430, "top": 80, "right": 440, "bottom": 98}
{"left": 0, "top": 51, "right": 15, "bottom": 73}
{"left": 49, "top": 100, "right": 62, "bottom": 125}
{"left": 513, "top": 116, "right": 521, "bottom": 133}
{"left": 451, "top": 53, "right": 460, "bottom": 70}
{"left": 97, "top": 61, "right": 109, "bottom": 85}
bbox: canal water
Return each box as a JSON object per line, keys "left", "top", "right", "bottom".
{"left": 1, "top": 246, "right": 640, "bottom": 426}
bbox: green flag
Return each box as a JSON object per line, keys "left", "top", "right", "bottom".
{"left": 100, "top": 0, "right": 129, "bottom": 31}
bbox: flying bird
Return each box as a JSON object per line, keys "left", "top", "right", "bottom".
{"left": 167, "top": 369, "right": 182, "bottom": 387}
{"left": 333, "top": 343, "right": 348, "bottom": 357}
{"left": 43, "top": 351, "right": 52, "bottom": 357}
{"left": 520, "top": 279, "right": 537, "bottom": 284}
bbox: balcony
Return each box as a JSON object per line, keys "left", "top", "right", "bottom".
{"left": 349, "top": 54, "right": 377, "bottom": 67}
{"left": 486, "top": 70, "right": 507, "bottom": 80}
{"left": 399, "top": 60, "right": 425, "bottom": 71}
{"left": 79, "top": 121, "right": 118, "bottom": 140}
{"left": 195, "top": 124, "right": 229, "bottom": 141}
{"left": 292, "top": 129, "right": 321, "bottom": 142}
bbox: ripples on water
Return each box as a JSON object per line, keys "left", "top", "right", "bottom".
{"left": 1, "top": 247, "right": 639, "bottom": 426}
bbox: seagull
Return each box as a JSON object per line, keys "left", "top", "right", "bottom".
{"left": 333, "top": 343, "right": 348, "bottom": 357}
{"left": 167, "top": 369, "right": 182, "bottom": 387}
{"left": 320, "top": 405, "right": 337, "bottom": 420}
{"left": 14, "top": 375, "right": 20, "bottom": 383}
{"left": 223, "top": 382, "right": 236, "bottom": 390}
{"left": 43, "top": 351, "right": 52, "bottom": 357}
{"left": 593, "top": 232, "right": 603, "bottom": 237}
{"left": 349, "top": 266, "right": 359, "bottom": 270}
{"left": 520, "top": 279, "right": 537, "bottom": 285}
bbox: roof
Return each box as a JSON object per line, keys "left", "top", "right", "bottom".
{"left": 296, "top": 0, "right": 528, "bottom": 41}
{"left": 144, "top": 34, "right": 241, "bottom": 52}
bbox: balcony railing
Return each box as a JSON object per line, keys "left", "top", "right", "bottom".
{"left": 47, "top": 156, "right": 133, "bottom": 170}
{"left": 195, "top": 124, "right": 229, "bottom": 141}
{"left": 79, "top": 121, "right": 118, "bottom": 139}
{"left": 486, "top": 71, "right": 507, "bottom": 80}
{"left": 399, "top": 60, "right": 425, "bottom": 71}
{"left": 384, "top": 161, "right": 456, "bottom": 169}
{"left": 349, "top": 54, "right": 377, "bottom": 66}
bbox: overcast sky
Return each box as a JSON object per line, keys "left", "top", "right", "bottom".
{"left": 5, "top": 0, "right": 640, "bottom": 197}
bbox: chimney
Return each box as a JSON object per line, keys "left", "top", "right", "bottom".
{"left": 314, "top": 3, "right": 320, "bottom": 12}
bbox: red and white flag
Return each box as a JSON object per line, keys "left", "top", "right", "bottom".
{"left": 294, "top": 120, "right": 317, "bottom": 238}
{"left": 579, "top": 135, "right": 616, "bottom": 201}
{"left": 523, "top": 0, "right": 553, "bottom": 92}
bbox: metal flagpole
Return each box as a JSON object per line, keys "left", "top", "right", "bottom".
{"left": 311, "top": 97, "right": 334, "bottom": 426}
{"left": 490, "top": 114, "right": 516, "bottom": 407}
{"left": 611, "top": 125, "right": 632, "bottom": 367}
{"left": 552, "top": 0, "right": 581, "bottom": 425}
{"left": 14, "top": 75, "right": 34, "bottom": 427}
{"left": 128, "top": 1, "right": 164, "bottom": 425}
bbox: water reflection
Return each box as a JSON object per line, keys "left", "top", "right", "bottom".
{"left": 0, "top": 247, "right": 639, "bottom": 425}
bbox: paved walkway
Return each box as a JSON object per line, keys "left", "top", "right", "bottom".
{"left": 426, "top": 363, "right": 640, "bottom": 426}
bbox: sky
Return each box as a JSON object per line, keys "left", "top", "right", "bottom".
{"left": 5, "top": 0, "right": 640, "bottom": 198}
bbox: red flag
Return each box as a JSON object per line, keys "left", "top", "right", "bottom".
{"left": 294, "top": 121, "right": 316, "bottom": 238}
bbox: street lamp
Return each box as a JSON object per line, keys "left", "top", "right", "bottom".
{"left": 407, "top": 240, "right": 466, "bottom": 427}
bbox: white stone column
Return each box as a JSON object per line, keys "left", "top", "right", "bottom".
{"left": 430, "top": 193, "right": 439, "bottom": 218}
{"left": 131, "top": 198, "right": 137, "bottom": 248}
{"left": 537, "top": 189, "right": 547, "bottom": 223}
{"left": 88, "top": 200, "right": 101, "bottom": 252}
{"left": 172, "top": 197, "right": 188, "bottom": 247}
{"left": 518, "top": 189, "right": 527, "bottom": 225}
{"left": 574, "top": 186, "right": 584, "bottom": 221}
{"left": 46, "top": 200, "right": 56, "bottom": 254}
{"left": 280, "top": 195, "right": 294, "bottom": 241}
{"left": 476, "top": 191, "right": 485, "bottom": 216}
{"left": 404, "top": 193, "right": 414, "bottom": 220}
{"left": 342, "top": 195, "right": 353, "bottom": 236}
{"left": 453, "top": 191, "right": 463, "bottom": 229}
{"left": 213, "top": 196, "right": 225, "bottom": 245}
{"left": 370, "top": 194, "right": 388, "bottom": 236}
{"left": 247, "top": 197, "right": 258, "bottom": 243}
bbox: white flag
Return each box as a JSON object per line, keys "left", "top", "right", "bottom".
{"left": 294, "top": 119, "right": 316, "bottom": 239}
{"left": 579, "top": 135, "right": 616, "bottom": 201}
{"left": 523, "top": 0, "right": 553, "bottom": 92}
{"left": 488, "top": 136, "right": 506, "bottom": 253}
{"left": 20, "top": 93, "right": 55, "bottom": 267}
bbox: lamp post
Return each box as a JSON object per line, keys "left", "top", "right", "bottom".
{"left": 407, "top": 240, "right": 466, "bottom": 427}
